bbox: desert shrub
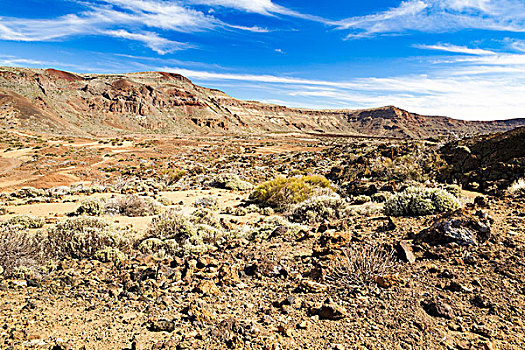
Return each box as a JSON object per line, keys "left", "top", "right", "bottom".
{"left": 44, "top": 217, "right": 132, "bottom": 260}
{"left": 195, "top": 196, "right": 219, "bottom": 210}
{"left": 211, "top": 174, "right": 253, "bottom": 191}
{"left": 327, "top": 244, "right": 395, "bottom": 286}
{"left": 250, "top": 216, "right": 308, "bottom": 240}
{"left": 261, "top": 207, "right": 275, "bottom": 216}
{"left": 142, "top": 209, "right": 225, "bottom": 257}
{"left": 507, "top": 178, "right": 525, "bottom": 197}
{"left": 94, "top": 247, "right": 126, "bottom": 263}
{"left": 288, "top": 196, "right": 352, "bottom": 224}
{"left": 233, "top": 207, "right": 248, "bottom": 216}
{"left": 147, "top": 209, "right": 196, "bottom": 241}
{"left": 4, "top": 215, "right": 44, "bottom": 229}
{"left": 105, "top": 195, "right": 161, "bottom": 217}
{"left": 74, "top": 197, "right": 105, "bottom": 216}
{"left": 191, "top": 208, "right": 223, "bottom": 229}
{"left": 371, "top": 192, "right": 391, "bottom": 203}
{"left": 350, "top": 195, "right": 371, "bottom": 205}
{"left": 384, "top": 187, "right": 460, "bottom": 217}
{"left": 163, "top": 168, "right": 187, "bottom": 186}
{"left": 0, "top": 225, "right": 41, "bottom": 278}
{"left": 250, "top": 175, "right": 334, "bottom": 210}
{"left": 443, "top": 184, "right": 462, "bottom": 198}
{"left": 13, "top": 187, "right": 47, "bottom": 199}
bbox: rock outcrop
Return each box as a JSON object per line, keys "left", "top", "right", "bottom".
{"left": 1, "top": 66, "right": 525, "bottom": 137}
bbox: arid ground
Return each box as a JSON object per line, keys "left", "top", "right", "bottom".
{"left": 0, "top": 128, "right": 524, "bottom": 350}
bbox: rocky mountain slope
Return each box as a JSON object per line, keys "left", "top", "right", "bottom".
{"left": 439, "top": 126, "right": 525, "bottom": 193}
{"left": 1, "top": 66, "right": 525, "bottom": 138}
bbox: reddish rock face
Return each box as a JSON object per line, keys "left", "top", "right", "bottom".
{"left": 1, "top": 66, "right": 525, "bottom": 137}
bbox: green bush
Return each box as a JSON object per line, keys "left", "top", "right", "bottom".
{"left": 4, "top": 215, "right": 44, "bottom": 229}
{"left": 288, "top": 196, "right": 352, "bottom": 224}
{"left": 44, "top": 217, "right": 132, "bottom": 260}
{"left": 384, "top": 187, "right": 460, "bottom": 217}
{"left": 250, "top": 175, "right": 334, "bottom": 210}
{"left": 74, "top": 198, "right": 105, "bottom": 216}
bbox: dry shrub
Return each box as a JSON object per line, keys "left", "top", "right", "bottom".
{"left": 5, "top": 215, "right": 44, "bottom": 229}
{"left": 0, "top": 225, "right": 41, "bottom": 277}
{"left": 44, "top": 217, "right": 132, "bottom": 260}
{"left": 507, "top": 178, "right": 525, "bottom": 197}
{"left": 74, "top": 197, "right": 105, "bottom": 216}
{"left": 288, "top": 195, "right": 352, "bottom": 224}
{"left": 328, "top": 244, "right": 395, "bottom": 286}
{"left": 105, "top": 195, "right": 161, "bottom": 217}
{"left": 210, "top": 173, "right": 253, "bottom": 191}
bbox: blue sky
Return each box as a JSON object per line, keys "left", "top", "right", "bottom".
{"left": 1, "top": 0, "right": 525, "bottom": 120}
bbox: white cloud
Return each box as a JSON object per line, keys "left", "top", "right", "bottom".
{"left": 161, "top": 40, "right": 525, "bottom": 120}
{"left": 414, "top": 43, "right": 497, "bottom": 55}
{"left": 104, "top": 30, "right": 192, "bottom": 54}
{"left": 187, "top": 0, "right": 330, "bottom": 23}
{"left": 336, "top": 0, "right": 525, "bottom": 39}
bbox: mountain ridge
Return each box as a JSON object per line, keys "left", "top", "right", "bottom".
{"left": 1, "top": 66, "right": 524, "bottom": 138}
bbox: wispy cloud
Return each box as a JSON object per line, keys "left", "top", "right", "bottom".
{"left": 414, "top": 43, "right": 497, "bottom": 55}
{"left": 336, "top": 0, "right": 525, "bottom": 39}
{"left": 104, "top": 30, "right": 191, "bottom": 54}
{"left": 160, "top": 40, "right": 525, "bottom": 120}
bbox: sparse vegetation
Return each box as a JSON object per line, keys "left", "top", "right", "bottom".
{"left": 210, "top": 173, "right": 253, "bottom": 191}
{"left": 507, "top": 178, "right": 525, "bottom": 197}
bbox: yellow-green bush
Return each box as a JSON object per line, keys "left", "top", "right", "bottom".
{"left": 250, "top": 175, "right": 334, "bottom": 210}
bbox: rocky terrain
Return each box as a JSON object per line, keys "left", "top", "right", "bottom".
{"left": 0, "top": 126, "right": 524, "bottom": 349}
{"left": 1, "top": 67, "right": 525, "bottom": 138}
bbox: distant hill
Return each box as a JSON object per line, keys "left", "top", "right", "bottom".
{"left": 1, "top": 66, "right": 524, "bottom": 138}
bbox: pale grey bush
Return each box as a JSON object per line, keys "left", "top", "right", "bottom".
{"left": 384, "top": 187, "right": 460, "bottom": 217}
{"left": 195, "top": 196, "right": 219, "bottom": 210}
{"left": 44, "top": 217, "right": 132, "bottom": 260}
{"left": 250, "top": 216, "right": 308, "bottom": 240}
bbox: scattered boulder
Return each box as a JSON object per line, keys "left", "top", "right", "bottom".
{"left": 395, "top": 240, "right": 416, "bottom": 263}
{"left": 312, "top": 230, "right": 351, "bottom": 256}
{"left": 417, "top": 209, "right": 492, "bottom": 246}
{"left": 421, "top": 298, "right": 455, "bottom": 319}
{"left": 310, "top": 298, "right": 348, "bottom": 320}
